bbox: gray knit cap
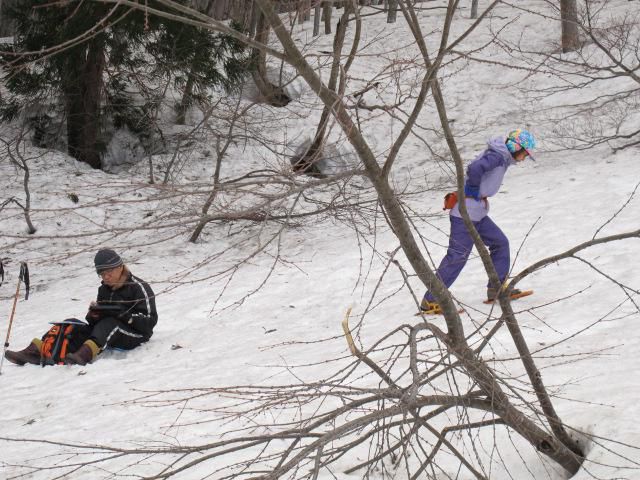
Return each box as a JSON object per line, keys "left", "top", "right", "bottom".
{"left": 94, "top": 248, "right": 123, "bottom": 273}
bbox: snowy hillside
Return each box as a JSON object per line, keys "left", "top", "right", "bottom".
{"left": 1, "top": 1, "right": 639, "bottom": 479}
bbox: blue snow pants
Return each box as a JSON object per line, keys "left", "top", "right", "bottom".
{"left": 422, "top": 215, "right": 509, "bottom": 303}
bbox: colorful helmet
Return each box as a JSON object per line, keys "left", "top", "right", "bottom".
{"left": 506, "top": 129, "right": 536, "bottom": 159}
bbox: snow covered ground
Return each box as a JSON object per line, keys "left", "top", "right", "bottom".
{"left": 0, "top": 1, "right": 639, "bottom": 479}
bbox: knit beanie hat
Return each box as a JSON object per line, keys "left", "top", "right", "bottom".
{"left": 94, "top": 249, "right": 123, "bottom": 274}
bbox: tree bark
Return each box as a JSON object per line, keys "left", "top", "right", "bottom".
{"left": 64, "top": 36, "right": 105, "bottom": 169}
{"left": 298, "top": 0, "right": 311, "bottom": 24}
{"left": 313, "top": 5, "right": 321, "bottom": 36}
{"left": 0, "top": 0, "right": 17, "bottom": 36}
{"left": 250, "top": 4, "right": 291, "bottom": 107}
{"left": 323, "top": 2, "right": 332, "bottom": 34}
{"left": 293, "top": 5, "right": 352, "bottom": 175}
{"left": 387, "top": 0, "right": 398, "bottom": 23}
{"left": 176, "top": 71, "right": 196, "bottom": 125}
{"left": 560, "top": 0, "right": 580, "bottom": 52}
{"left": 470, "top": 0, "right": 478, "bottom": 19}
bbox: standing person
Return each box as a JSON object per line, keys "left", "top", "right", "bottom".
{"left": 421, "top": 129, "right": 536, "bottom": 314}
{"left": 4, "top": 248, "right": 158, "bottom": 366}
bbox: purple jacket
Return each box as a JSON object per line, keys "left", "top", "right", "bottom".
{"left": 451, "top": 137, "right": 515, "bottom": 221}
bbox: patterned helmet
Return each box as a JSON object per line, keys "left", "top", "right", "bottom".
{"left": 506, "top": 129, "right": 536, "bottom": 159}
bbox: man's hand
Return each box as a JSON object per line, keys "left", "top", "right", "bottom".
{"left": 87, "top": 301, "right": 100, "bottom": 320}
{"left": 127, "top": 312, "right": 149, "bottom": 329}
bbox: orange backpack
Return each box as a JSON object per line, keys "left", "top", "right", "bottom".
{"left": 40, "top": 319, "right": 85, "bottom": 366}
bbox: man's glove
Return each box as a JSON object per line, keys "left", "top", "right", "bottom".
{"left": 464, "top": 184, "right": 480, "bottom": 200}
{"left": 127, "top": 313, "right": 148, "bottom": 329}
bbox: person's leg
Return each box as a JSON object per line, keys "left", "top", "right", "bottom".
{"left": 423, "top": 216, "right": 474, "bottom": 304}
{"left": 66, "top": 318, "right": 146, "bottom": 365}
{"left": 88, "top": 317, "right": 146, "bottom": 351}
{"left": 68, "top": 323, "right": 92, "bottom": 352}
{"left": 4, "top": 339, "right": 42, "bottom": 365}
{"left": 476, "top": 216, "right": 510, "bottom": 287}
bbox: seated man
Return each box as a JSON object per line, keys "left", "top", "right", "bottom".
{"left": 4, "top": 248, "right": 158, "bottom": 366}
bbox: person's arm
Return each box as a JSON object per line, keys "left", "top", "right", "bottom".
{"left": 464, "top": 152, "right": 503, "bottom": 199}
{"left": 121, "top": 280, "right": 157, "bottom": 335}
{"left": 85, "top": 288, "right": 107, "bottom": 325}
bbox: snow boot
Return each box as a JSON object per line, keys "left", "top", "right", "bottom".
{"left": 4, "top": 339, "right": 42, "bottom": 366}
{"left": 65, "top": 340, "right": 100, "bottom": 366}
{"left": 487, "top": 286, "right": 522, "bottom": 302}
{"left": 420, "top": 300, "right": 442, "bottom": 315}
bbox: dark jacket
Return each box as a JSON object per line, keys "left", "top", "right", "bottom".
{"left": 86, "top": 271, "right": 158, "bottom": 340}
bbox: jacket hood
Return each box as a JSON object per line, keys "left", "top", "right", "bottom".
{"left": 486, "top": 137, "right": 515, "bottom": 165}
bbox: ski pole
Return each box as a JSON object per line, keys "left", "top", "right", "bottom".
{"left": 0, "top": 262, "right": 30, "bottom": 375}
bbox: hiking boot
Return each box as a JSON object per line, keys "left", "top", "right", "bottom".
{"left": 487, "top": 286, "right": 522, "bottom": 302}
{"left": 65, "top": 340, "right": 99, "bottom": 366}
{"left": 420, "top": 300, "right": 442, "bottom": 315}
{"left": 4, "top": 341, "right": 41, "bottom": 366}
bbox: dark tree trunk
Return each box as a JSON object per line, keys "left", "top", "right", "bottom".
{"left": 323, "top": 2, "right": 332, "bottom": 34}
{"left": 470, "top": 0, "right": 479, "bottom": 19}
{"left": 176, "top": 71, "right": 196, "bottom": 125}
{"left": 298, "top": 0, "right": 310, "bottom": 24}
{"left": 0, "top": 0, "right": 17, "bottom": 36}
{"left": 313, "top": 5, "right": 321, "bottom": 36}
{"left": 293, "top": 6, "right": 351, "bottom": 175}
{"left": 201, "top": 0, "right": 231, "bottom": 19}
{"left": 193, "top": 0, "right": 250, "bottom": 25}
{"left": 387, "top": 0, "right": 398, "bottom": 23}
{"left": 250, "top": 4, "right": 291, "bottom": 107}
{"left": 560, "top": 0, "right": 580, "bottom": 52}
{"left": 65, "top": 36, "right": 105, "bottom": 169}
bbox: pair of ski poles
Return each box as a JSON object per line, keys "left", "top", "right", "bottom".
{"left": 0, "top": 261, "right": 30, "bottom": 375}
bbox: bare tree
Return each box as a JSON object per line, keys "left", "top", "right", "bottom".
{"left": 292, "top": 3, "right": 357, "bottom": 175}
{"left": 249, "top": 2, "right": 292, "bottom": 106}
{"left": 498, "top": 0, "right": 640, "bottom": 152}
{"left": 0, "top": 129, "right": 38, "bottom": 234}
{"left": 560, "top": 0, "right": 580, "bottom": 52}
{"left": 470, "top": 0, "right": 478, "bottom": 19}
{"left": 387, "top": 0, "right": 398, "bottom": 23}
{"left": 188, "top": 96, "right": 259, "bottom": 242}
{"left": 256, "top": 0, "right": 583, "bottom": 472}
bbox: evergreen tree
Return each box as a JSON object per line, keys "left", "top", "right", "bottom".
{"left": 0, "top": 1, "right": 251, "bottom": 169}
{"left": 147, "top": 19, "right": 249, "bottom": 124}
